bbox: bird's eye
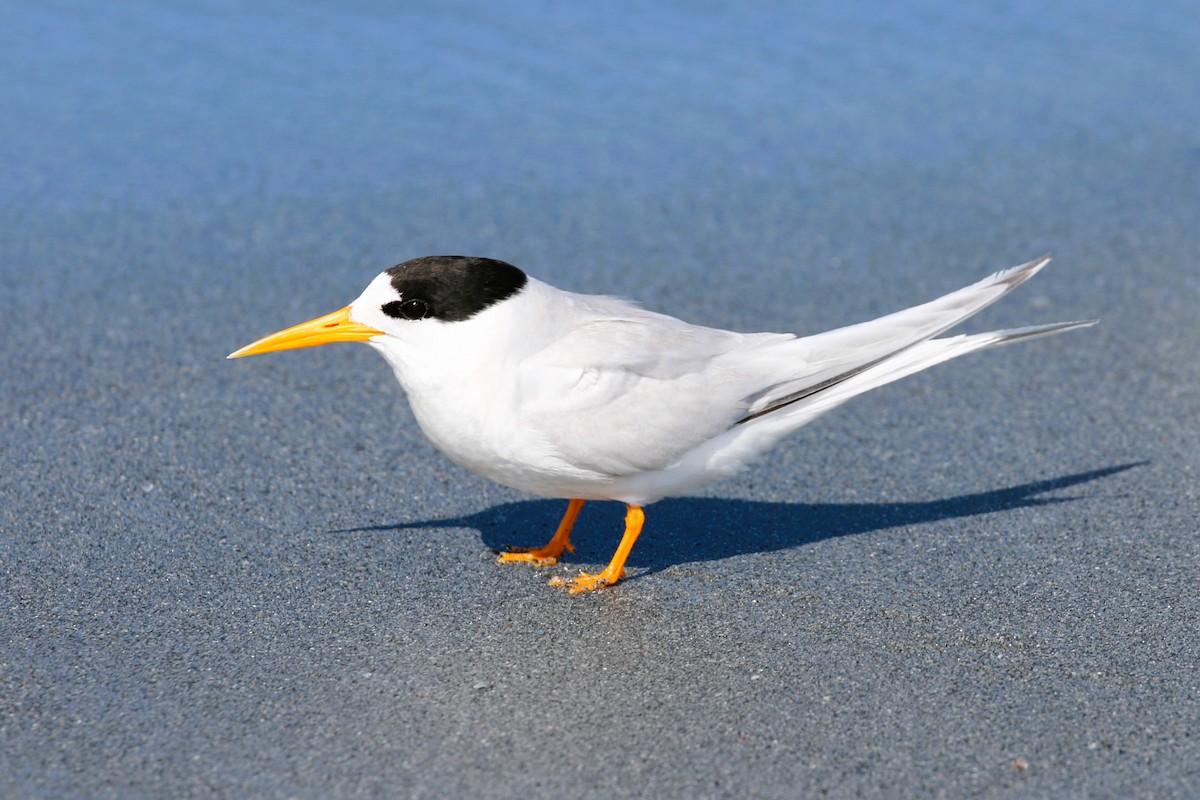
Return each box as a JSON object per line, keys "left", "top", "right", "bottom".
{"left": 382, "top": 298, "right": 431, "bottom": 320}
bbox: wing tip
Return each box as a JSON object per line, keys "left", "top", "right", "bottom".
{"left": 988, "top": 253, "right": 1052, "bottom": 287}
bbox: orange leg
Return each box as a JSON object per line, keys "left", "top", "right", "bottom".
{"left": 550, "top": 504, "right": 645, "bottom": 593}
{"left": 497, "top": 499, "right": 585, "bottom": 566}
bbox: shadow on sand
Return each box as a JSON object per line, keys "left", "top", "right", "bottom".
{"left": 338, "top": 463, "right": 1141, "bottom": 574}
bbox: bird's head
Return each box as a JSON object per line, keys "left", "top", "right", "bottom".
{"left": 227, "top": 256, "right": 529, "bottom": 360}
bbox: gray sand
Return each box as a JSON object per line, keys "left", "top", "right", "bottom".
{"left": 2, "top": 2, "right": 1197, "bottom": 797}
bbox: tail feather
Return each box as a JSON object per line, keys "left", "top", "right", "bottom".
{"left": 741, "top": 255, "right": 1068, "bottom": 420}
{"left": 969, "top": 319, "right": 1098, "bottom": 348}
{"left": 745, "top": 318, "right": 1097, "bottom": 428}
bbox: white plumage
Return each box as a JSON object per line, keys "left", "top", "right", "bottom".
{"left": 346, "top": 256, "right": 1089, "bottom": 504}
{"left": 231, "top": 254, "right": 1094, "bottom": 591}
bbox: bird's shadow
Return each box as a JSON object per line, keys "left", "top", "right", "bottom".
{"left": 339, "top": 463, "right": 1142, "bottom": 574}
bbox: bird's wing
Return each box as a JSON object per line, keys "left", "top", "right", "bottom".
{"left": 515, "top": 306, "right": 785, "bottom": 475}
{"left": 514, "top": 256, "right": 1055, "bottom": 477}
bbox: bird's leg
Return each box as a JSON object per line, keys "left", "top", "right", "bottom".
{"left": 550, "top": 504, "right": 644, "bottom": 593}
{"left": 497, "top": 499, "right": 585, "bottom": 566}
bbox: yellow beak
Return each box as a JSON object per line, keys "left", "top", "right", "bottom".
{"left": 227, "top": 306, "right": 385, "bottom": 359}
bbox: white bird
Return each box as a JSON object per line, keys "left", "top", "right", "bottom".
{"left": 229, "top": 255, "right": 1094, "bottom": 592}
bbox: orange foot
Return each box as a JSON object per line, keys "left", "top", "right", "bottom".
{"left": 549, "top": 567, "right": 625, "bottom": 594}
{"left": 497, "top": 541, "right": 574, "bottom": 567}
{"left": 496, "top": 499, "right": 584, "bottom": 568}
{"left": 547, "top": 504, "right": 644, "bottom": 593}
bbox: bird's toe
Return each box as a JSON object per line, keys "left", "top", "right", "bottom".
{"left": 548, "top": 569, "right": 624, "bottom": 593}
{"left": 497, "top": 550, "right": 560, "bottom": 567}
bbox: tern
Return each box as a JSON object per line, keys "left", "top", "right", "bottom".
{"left": 229, "top": 254, "right": 1093, "bottom": 592}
